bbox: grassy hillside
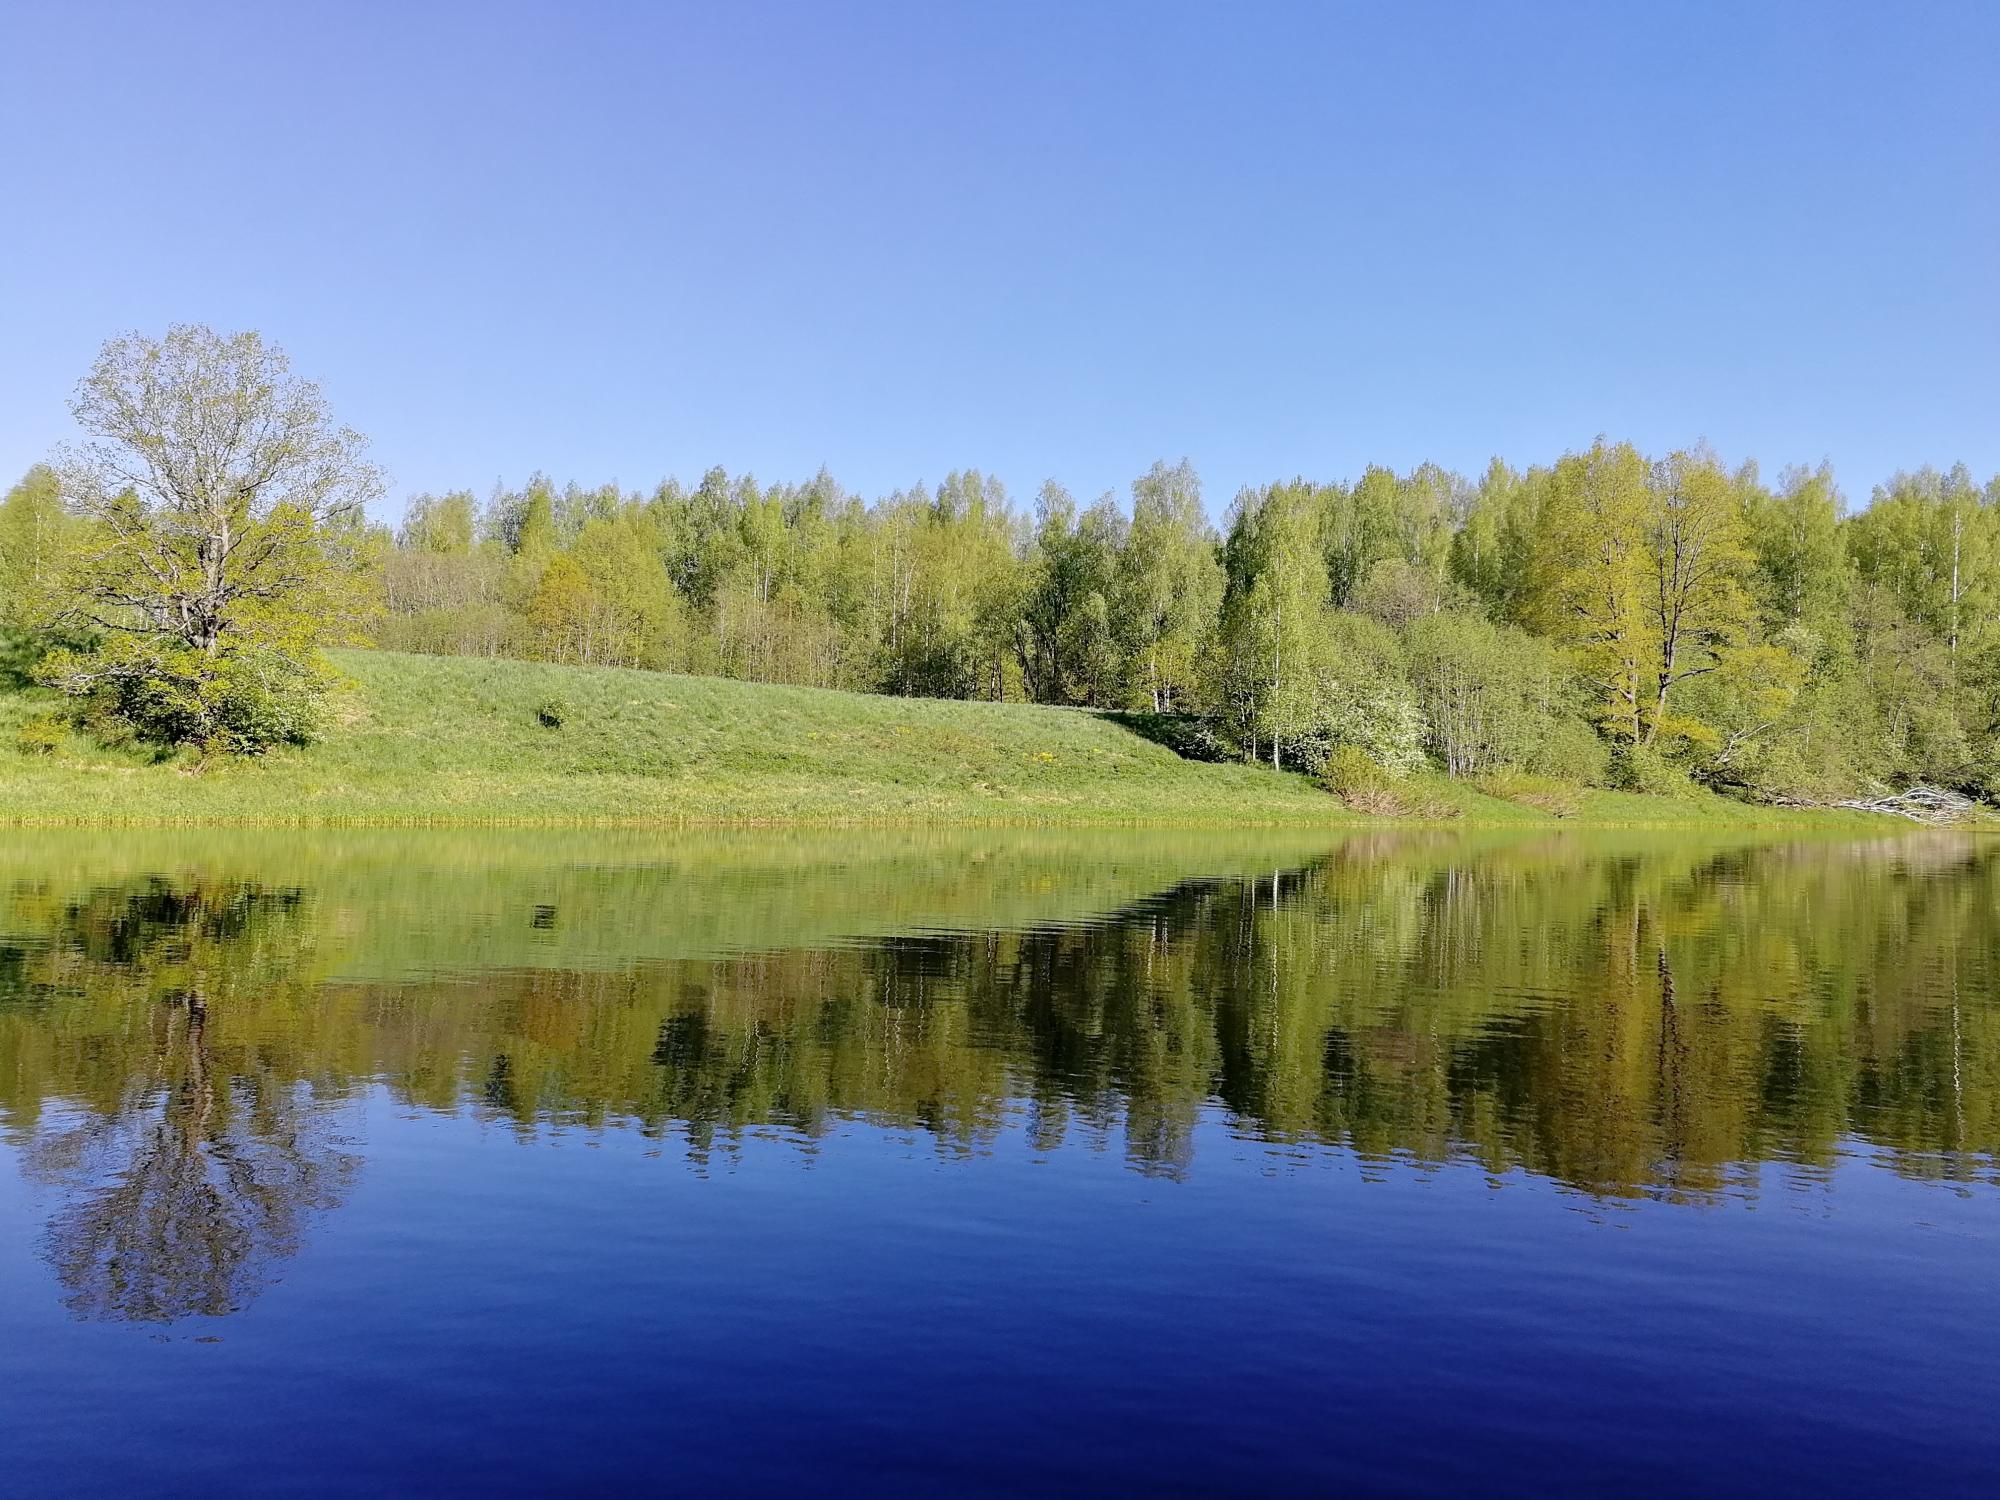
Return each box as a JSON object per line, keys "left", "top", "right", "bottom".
{"left": 0, "top": 649, "right": 1903, "bottom": 829}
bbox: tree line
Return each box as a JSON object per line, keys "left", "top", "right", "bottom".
{"left": 2, "top": 325, "right": 1997, "bottom": 802}
{"left": 366, "top": 445, "right": 2000, "bottom": 801}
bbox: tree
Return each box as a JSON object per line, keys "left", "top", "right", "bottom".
{"left": 1449, "top": 459, "right": 1530, "bottom": 619}
{"left": 1017, "top": 482, "right": 1123, "bottom": 705}
{"left": 512, "top": 476, "right": 560, "bottom": 558}
{"left": 1850, "top": 466, "right": 1997, "bottom": 675}
{"left": 1527, "top": 442, "right": 1658, "bottom": 743}
{"left": 0, "top": 465, "right": 66, "bottom": 591}
{"left": 1406, "top": 612, "right": 1592, "bottom": 778}
{"left": 1743, "top": 463, "right": 1845, "bottom": 631}
{"left": 1119, "top": 460, "right": 1221, "bottom": 713}
{"left": 1642, "top": 448, "right": 1757, "bottom": 744}
{"left": 39, "top": 326, "right": 382, "bottom": 751}
{"left": 351, "top": 435, "right": 1995, "bottom": 804}
{"left": 1220, "top": 482, "right": 1329, "bottom": 768}
{"left": 398, "top": 490, "right": 478, "bottom": 554}
{"left": 1320, "top": 469, "right": 1393, "bottom": 608}
{"left": 524, "top": 553, "right": 597, "bottom": 663}
{"left": 57, "top": 326, "right": 382, "bottom": 656}
{"left": 571, "top": 516, "right": 682, "bottom": 669}
{"left": 0, "top": 465, "right": 75, "bottom": 647}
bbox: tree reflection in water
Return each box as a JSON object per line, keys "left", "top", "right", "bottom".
{"left": 1, "top": 833, "right": 1997, "bottom": 1322}
{"left": 12, "top": 883, "right": 358, "bottom": 1322}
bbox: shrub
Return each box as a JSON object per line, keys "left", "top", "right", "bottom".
{"left": 1525, "top": 716, "right": 1611, "bottom": 785}
{"left": 1610, "top": 741, "right": 1698, "bottom": 798}
{"left": 14, "top": 714, "right": 64, "bottom": 757}
{"left": 36, "top": 639, "right": 334, "bottom": 755}
{"left": 536, "top": 697, "right": 570, "bottom": 729}
{"left": 1322, "top": 744, "right": 1389, "bottom": 798}
{"left": 1322, "top": 746, "right": 1460, "bottom": 818}
{"left": 1405, "top": 611, "right": 1600, "bottom": 780}
{"left": 1260, "top": 613, "right": 1427, "bottom": 778}
{"left": 1280, "top": 682, "right": 1428, "bottom": 779}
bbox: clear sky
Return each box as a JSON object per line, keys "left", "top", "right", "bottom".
{"left": 2, "top": 1, "right": 1995, "bottom": 521}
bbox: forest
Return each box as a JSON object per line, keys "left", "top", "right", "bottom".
{"left": 3, "top": 326, "right": 1998, "bottom": 806}
{"left": 264, "top": 452, "right": 2000, "bottom": 800}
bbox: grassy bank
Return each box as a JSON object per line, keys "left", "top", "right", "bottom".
{"left": 0, "top": 649, "right": 1912, "bottom": 829}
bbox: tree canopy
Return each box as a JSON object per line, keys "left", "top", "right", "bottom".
{"left": 21, "top": 326, "right": 381, "bottom": 751}
{"left": 6, "top": 325, "right": 1998, "bottom": 796}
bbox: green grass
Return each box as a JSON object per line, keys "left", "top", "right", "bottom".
{"left": 0, "top": 649, "right": 1915, "bottom": 829}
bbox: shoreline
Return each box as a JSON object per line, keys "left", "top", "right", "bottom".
{"left": 0, "top": 800, "right": 1932, "bottom": 833}
{"left": 1, "top": 650, "right": 1978, "bottom": 834}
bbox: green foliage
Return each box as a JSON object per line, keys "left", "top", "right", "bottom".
{"left": 342, "top": 438, "right": 2000, "bottom": 811}
{"left": 1266, "top": 614, "right": 1425, "bottom": 778}
{"left": 1610, "top": 742, "right": 1699, "bottom": 799}
{"left": 1119, "top": 460, "right": 1222, "bottom": 713}
{"left": 0, "top": 466, "right": 73, "bottom": 637}
{"left": 15, "top": 713, "right": 65, "bottom": 757}
{"left": 1743, "top": 464, "right": 1846, "bottom": 631}
{"left": 536, "top": 697, "right": 569, "bottom": 729}
{"left": 1529, "top": 715, "right": 1613, "bottom": 785}
{"left": 1321, "top": 744, "right": 1389, "bottom": 797}
{"left": 10, "top": 327, "right": 381, "bottom": 760}
{"left": 398, "top": 491, "right": 479, "bottom": 554}
{"left": 1474, "top": 768, "right": 1581, "bottom": 818}
{"left": 1405, "top": 612, "right": 1584, "bottom": 777}
{"left": 8, "top": 333, "right": 1999, "bottom": 809}
{"left": 1320, "top": 744, "right": 1460, "bottom": 818}
{"left": 1017, "top": 483, "right": 1124, "bottom": 705}
{"left": 0, "top": 649, "right": 1916, "bottom": 827}
{"left": 36, "top": 638, "right": 335, "bottom": 755}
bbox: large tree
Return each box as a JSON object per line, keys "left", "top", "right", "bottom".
{"left": 1641, "top": 447, "right": 1756, "bottom": 744}
{"left": 1528, "top": 442, "right": 1658, "bottom": 744}
{"left": 43, "top": 326, "right": 382, "bottom": 750}
{"left": 59, "top": 325, "right": 381, "bottom": 654}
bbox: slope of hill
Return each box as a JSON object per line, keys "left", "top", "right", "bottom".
{"left": 0, "top": 649, "right": 1894, "bottom": 828}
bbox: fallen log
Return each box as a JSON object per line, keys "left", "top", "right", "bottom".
{"left": 1829, "top": 786, "right": 1980, "bottom": 825}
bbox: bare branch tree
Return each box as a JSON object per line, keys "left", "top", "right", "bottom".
{"left": 58, "top": 325, "right": 384, "bottom": 654}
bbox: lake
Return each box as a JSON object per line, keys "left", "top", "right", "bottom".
{"left": 1, "top": 827, "right": 1995, "bottom": 1496}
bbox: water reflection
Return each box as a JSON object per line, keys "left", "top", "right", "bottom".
{"left": 8, "top": 882, "right": 357, "bottom": 1320}
{"left": 1, "top": 830, "right": 1995, "bottom": 1320}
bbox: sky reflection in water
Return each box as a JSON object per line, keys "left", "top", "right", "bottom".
{"left": 0, "top": 828, "right": 1995, "bottom": 1496}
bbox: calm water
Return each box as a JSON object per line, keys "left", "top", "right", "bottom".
{"left": 1, "top": 827, "right": 1996, "bottom": 1496}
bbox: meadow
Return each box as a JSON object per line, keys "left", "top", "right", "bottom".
{"left": 0, "top": 649, "right": 1902, "bottom": 829}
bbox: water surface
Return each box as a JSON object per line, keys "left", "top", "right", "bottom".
{"left": 1, "top": 828, "right": 1996, "bottom": 1495}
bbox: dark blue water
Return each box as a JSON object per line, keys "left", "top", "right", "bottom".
{"left": 1, "top": 830, "right": 1995, "bottom": 1496}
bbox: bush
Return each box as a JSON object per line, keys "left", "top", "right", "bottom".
{"left": 1260, "top": 613, "right": 1427, "bottom": 778}
{"left": 1280, "top": 683, "right": 1427, "bottom": 779}
{"left": 36, "top": 639, "right": 334, "bottom": 755}
{"left": 536, "top": 697, "right": 569, "bottom": 729}
{"left": 1524, "top": 716, "right": 1611, "bottom": 786}
{"left": 1405, "top": 611, "right": 1601, "bottom": 780}
{"left": 1322, "top": 744, "right": 1389, "bottom": 798}
{"left": 1609, "top": 741, "right": 1698, "bottom": 798}
{"left": 1322, "top": 746, "right": 1460, "bottom": 818}
{"left": 14, "top": 714, "right": 64, "bottom": 757}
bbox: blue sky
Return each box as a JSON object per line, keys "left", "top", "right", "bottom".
{"left": 2, "top": 1, "right": 1995, "bottom": 521}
